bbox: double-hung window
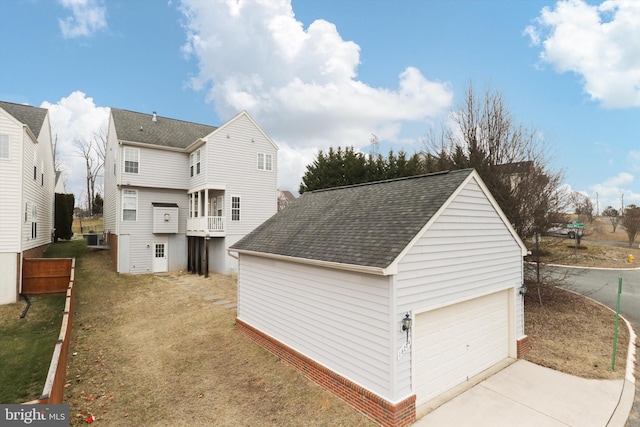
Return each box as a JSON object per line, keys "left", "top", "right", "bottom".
{"left": 190, "top": 149, "right": 201, "bottom": 177}
{"left": 124, "top": 147, "right": 139, "bottom": 174}
{"left": 231, "top": 196, "right": 240, "bottom": 221}
{"left": 257, "top": 153, "right": 273, "bottom": 171}
{"left": 122, "top": 189, "right": 138, "bottom": 221}
{"left": 0, "top": 135, "right": 9, "bottom": 159}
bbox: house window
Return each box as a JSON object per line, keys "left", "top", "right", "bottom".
{"left": 257, "top": 153, "right": 273, "bottom": 171}
{"left": 33, "top": 151, "right": 37, "bottom": 179}
{"left": 124, "top": 147, "right": 139, "bottom": 174}
{"left": 0, "top": 134, "right": 9, "bottom": 159}
{"left": 231, "top": 196, "right": 240, "bottom": 221}
{"left": 31, "top": 204, "right": 37, "bottom": 238}
{"left": 41, "top": 160, "right": 44, "bottom": 186}
{"left": 190, "top": 149, "right": 201, "bottom": 177}
{"left": 122, "top": 189, "right": 137, "bottom": 221}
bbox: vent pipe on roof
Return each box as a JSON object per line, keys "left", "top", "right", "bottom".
{"left": 152, "top": 111, "right": 157, "bottom": 122}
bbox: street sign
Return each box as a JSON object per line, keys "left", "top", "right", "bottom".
{"left": 567, "top": 220, "right": 584, "bottom": 228}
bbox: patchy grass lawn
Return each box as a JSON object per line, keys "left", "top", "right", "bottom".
{"left": 524, "top": 285, "right": 629, "bottom": 379}
{"left": 527, "top": 236, "right": 640, "bottom": 268}
{"left": 65, "top": 249, "right": 375, "bottom": 426}
{"left": 0, "top": 294, "right": 65, "bottom": 403}
{"left": 72, "top": 216, "right": 103, "bottom": 235}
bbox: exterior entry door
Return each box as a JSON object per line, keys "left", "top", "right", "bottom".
{"left": 152, "top": 242, "right": 168, "bottom": 272}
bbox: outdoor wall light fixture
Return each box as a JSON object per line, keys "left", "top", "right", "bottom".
{"left": 519, "top": 284, "right": 528, "bottom": 296}
{"left": 402, "top": 313, "right": 412, "bottom": 341}
{"left": 164, "top": 213, "right": 170, "bottom": 222}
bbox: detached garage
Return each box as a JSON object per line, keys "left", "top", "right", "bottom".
{"left": 230, "top": 169, "right": 528, "bottom": 427}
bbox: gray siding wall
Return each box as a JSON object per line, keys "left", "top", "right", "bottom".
{"left": 0, "top": 109, "right": 24, "bottom": 253}
{"left": 393, "top": 178, "right": 524, "bottom": 399}
{"left": 103, "top": 116, "right": 118, "bottom": 234}
{"left": 206, "top": 114, "right": 277, "bottom": 237}
{"left": 237, "top": 254, "right": 396, "bottom": 400}
{"left": 120, "top": 144, "right": 189, "bottom": 190}
{"left": 118, "top": 188, "right": 188, "bottom": 274}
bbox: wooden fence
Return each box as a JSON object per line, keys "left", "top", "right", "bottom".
{"left": 22, "top": 258, "right": 74, "bottom": 295}
{"left": 21, "top": 258, "right": 75, "bottom": 404}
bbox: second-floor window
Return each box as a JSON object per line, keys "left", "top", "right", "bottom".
{"left": 0, "top": 134, "right": 9, "bottom": 159}
{"left": 190, "top": 149, "right": 201, "bottom": 177}
{"left": 231, "top": 196, "right": 240, "bottom": 221}
{"left": 257, "top": 153, "right": 273, "bottom": 171}
{"left": 122, "top": 189, "right": 137, "bottom": 221}
{"left": 124, "top": 147, "right": 139, "bottom": 174}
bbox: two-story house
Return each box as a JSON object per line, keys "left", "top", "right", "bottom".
{"left": 0, "top": 101, "right": 55, "bottom": 305}
{"left": 103, "top": 108, "right": 278, "bottom": 276}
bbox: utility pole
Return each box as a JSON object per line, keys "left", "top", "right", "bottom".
{"left": 596, "top": 192, "right": 599, "bottom": 216}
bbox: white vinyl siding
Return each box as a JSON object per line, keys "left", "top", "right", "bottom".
{"left": 121, "top": 145, "right": 189, "bottom": 190}
{"left": 0, "top": 134, "right": 9, "bottom": 158}
{"left": 124, "top": 147, "right": 139, "bottom": 174}
{"left": 393, "top": 178, "right": 523, "bottom": 398}
{"left": 103, "top": 116, "right": 118, "bottom": 234}
{"left": 117, "top": 188, "right": 188, "bottom": 274}
{"left": 206, "top": 113, "right": 277, "bottom": 236}
{"left": 237, "top": 255, "right": 394, "bottom": 399}
{"left": 122, "top": 190, "right": 137, "bottom": 221}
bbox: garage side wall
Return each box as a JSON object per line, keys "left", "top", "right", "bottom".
{"left": 394, "top": 179, "right": 524, "bottom": 398}
{"left": 237, "top": 254, "right": 394, "bottom": 399}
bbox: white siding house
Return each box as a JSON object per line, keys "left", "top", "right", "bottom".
{"left": 230, "top": 169, "right": 528, "bottom": 427}
{"left": 103, "top": 108, "right": 277, "bottom": 275}
{"left": 0, "top": 101, "right": 55, "bottom": 305}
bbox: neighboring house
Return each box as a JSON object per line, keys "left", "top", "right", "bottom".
{"left": 0, "top": 101, "right": 55, "bottom": 305}
{"left": 54, "top": 171, "right": 66, "bottom": 194}
{"left": 103, "top": 108, "right": 277, "bottom": 275}
{"left": 276, "top": 189, "right": 296, "bottom": 211}
{"left": 230, "top": 169, "right": 528, "bottom": 427}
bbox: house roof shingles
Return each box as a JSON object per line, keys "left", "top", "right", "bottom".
{"left": 231, "top": 169, "right": 474, "bottom": 269}
{"left": 111, "top": 108, "right": 217, "bottom": 149}
{"left": 0, "top": 101, "right": 48, "bottom": 138}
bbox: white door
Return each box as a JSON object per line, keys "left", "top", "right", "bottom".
{"left": 119, "top": 234, "right": 130, "bottom": 274}
{"left": 413, "top": 290, "right": 509, "bottom": 406}
{"left": 152, "top": 242, "right": 168, "bottom": 272}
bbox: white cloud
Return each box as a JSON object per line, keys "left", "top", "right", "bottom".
{"left": 590, "top": 172, "right": 639, "bottom": 211}
{"left": 526, "top": 0, "right": 640, "bottom": 108}
{"left": 40, "top": 91, "right": 110, "bottom": 202}
{"left": 58, "top": 0, "right": 107, "bottom": 39}
{"left": 179, "top": 0, "right": 452, "bottom": 190}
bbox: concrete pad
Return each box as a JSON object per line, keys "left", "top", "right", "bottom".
{"left": 414, "top": 360, "right": 624, "bottom": 427}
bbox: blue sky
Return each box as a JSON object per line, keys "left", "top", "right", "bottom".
{"left": 1, "top": 0, "right": 638, "bottom": 212}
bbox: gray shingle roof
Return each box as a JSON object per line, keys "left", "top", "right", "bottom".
{"left": 231, "top": 169, "right": 474, "bottom": 269}
{"left": 0, "top": 101, "right": 48, "bottom": 138}
{"left": 111, "top": 108, "right": 217, "bottom": 149}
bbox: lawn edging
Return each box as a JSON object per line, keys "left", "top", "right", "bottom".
{"left": 23, "top": 259, "right": 75, "bottom": 405}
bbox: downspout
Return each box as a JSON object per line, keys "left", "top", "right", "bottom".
{"left": 19, "top": 293, "right": 31, "bottom": 318}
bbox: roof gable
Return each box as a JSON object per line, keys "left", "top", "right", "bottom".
{"left": 111, "top": 108, "right": 217, "bottom": 149}
{"left": 0, "top": 101, "right": 48, "bottom": 138}
{"left": 231, "top": 169, "right": 475, "bottom": 270}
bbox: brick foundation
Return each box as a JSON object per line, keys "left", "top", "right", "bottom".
{"left": 236, "top": 318, "right": 416, "bottom": 427}
{"left": 517, "top": 335, "right": 530, "bottom": 358}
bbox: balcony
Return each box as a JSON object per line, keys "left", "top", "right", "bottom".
{"left": 186, "top": 216, "right": 225, "bottom": 237}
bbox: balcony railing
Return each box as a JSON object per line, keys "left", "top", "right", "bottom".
{"left": 187, "top": 216, "right": 225, "bottom": 234}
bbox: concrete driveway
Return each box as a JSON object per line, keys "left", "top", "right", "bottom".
{"left": 414, "top": 360, "right": 627, "bottom": 427}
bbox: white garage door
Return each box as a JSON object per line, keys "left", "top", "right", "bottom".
{"left": 413, "top": 290, "right": 509, "bottom": 405}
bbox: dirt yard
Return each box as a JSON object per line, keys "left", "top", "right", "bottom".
{"left": 65, "top": 249, "right": 375, "bottom": 426}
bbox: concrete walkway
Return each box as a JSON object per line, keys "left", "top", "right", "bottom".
{"left": 414, "top": 360, "right": 632, "bottom": 427}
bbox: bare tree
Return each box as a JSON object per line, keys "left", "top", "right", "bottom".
{"left": 422, "top": 81, "right": 567, "bottom": 240}
{"left": 621, "top": 204, "right": 640, "bottom": 247}
{"left": 602, "top": 206, "right": 621, "bottom": 232}
{"left": 75, "top": 129, "right": 107, "bottom": 214}
{"left": 569, "top": 191, "right": 595, "bottom": 223}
